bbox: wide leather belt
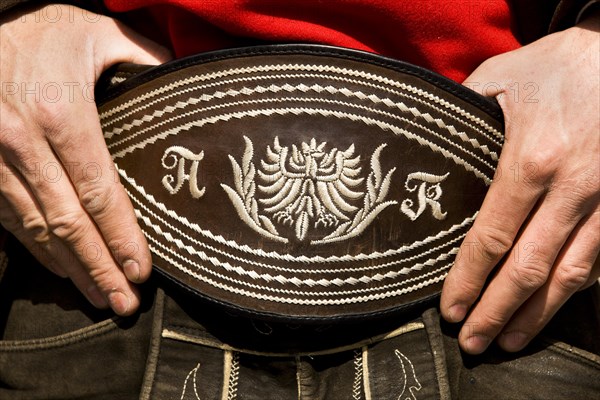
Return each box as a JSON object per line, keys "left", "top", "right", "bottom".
{"left": 96, "top": 45, "right": 504, "bottom": 322}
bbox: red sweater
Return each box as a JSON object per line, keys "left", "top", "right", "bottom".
{"left": 105, "top": 1, "right": 521, "bottom": 83}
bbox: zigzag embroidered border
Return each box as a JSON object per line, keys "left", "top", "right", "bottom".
{"left": 98, "top": 46, "right": 504, "bottom": 320}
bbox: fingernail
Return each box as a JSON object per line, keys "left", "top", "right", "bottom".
{"left": 464, "top": 334, "right": 490, "bottom": 354}
{"left": 500, "top": 331, "right": 528, "bottom": 352}
{"left": 123, "top": 260, "right": 141, "bottom": 282}
{"left": 86, "top": 285, "right": 108, "bottom": 308}
{"left": 108, "top": 290, "right": 131, "bottom": 316}
{"left": 448, "top": 304, "right": 467, "bottom": 322}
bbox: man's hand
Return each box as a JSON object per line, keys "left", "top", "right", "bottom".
{"left": 441, "top": 14, "right": 600, "bottom": 354}
{"left": 0, "top": 5, "right": 171, "bottom": 315}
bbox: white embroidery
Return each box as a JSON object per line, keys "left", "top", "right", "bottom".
{"left": 353, "top": 349, "right": 364, "bottom": 400}
{"left": 128, "top": 173, "right": 459, "bottom": 303}
{"left": 111, "top": 108, "right": 494, "bottom": 185}
{"left": 395, "top": 350, "right": 422, "bottom": 400}
{"left": 401, "top": 172, "right": 449, "bottom": 221}
{"left": 130, "top": 178, "right": 460, "bottom": 296}
{"left": 220, "top": 136, "right": 286, "bottom": 243}
{"left": 99, "top": 64, "right": 503, "bottom": 144}
{"left": 161, "top": 146, "right": 206, "bottom": 199}
{"left": 222, "top": 136, "right": 396, "bottom": 244}
{"left": 104, "top": 85, "right": 499, "bottom": 163}
{"left": 109, "top": 76, "right": 127, "bottom": 85}
{"left": 225, "top": 352, "right": 240, "bottom": 400}
{"left": 120, "top": 164, "right": 476, "bottom": 264}
{"left": 141, "top": 237, "right": 450, "bottom": 305}
{"left": 180, "top": 363, "right": 202, "bottom": 400}
{"left": 143, "top": 218, "right": 455, "bottom": 294}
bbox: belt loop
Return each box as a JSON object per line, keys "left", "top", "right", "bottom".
{"left": 422, "top": 308, "right": 451, "bottom": 400}
{"left": 139, "top": 288, "right": 166, "bottom": 400}
{"left": 361, "top": 346, "right": 372, "bottom": 400}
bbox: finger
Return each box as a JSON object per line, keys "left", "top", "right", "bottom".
{"left": 580, "top": 257, "right": 600, "bottom": 290}
{"left": 75, "top": 20, "right": 169, "bottom": 285}
{"left": 0, "top": 201, "right": 111, "bottom": 309}
{"left": 440, "top": 151, "right": 545, "bottom": 323}
{"left": 497, "top": 208, "right": 600, "bottom": 352}
{"left": 0, "top": 194, "right": 110, "bottom": 308}
{"left": 0, "top": 161, "right": 66, "bottom": 278}
{"left": 42, "top": 100, "right": 153, "bottom": 285}
{"left": 0, "top": 193, "right": 64, "bottom": 278}
{"left": 0, "top": 180, "right": 117, "bottom": 311}
{"left": 458, "top": 191, "right": 584, "bottom": 354}
{"left": 0, "top": 158, "right": 115, "bottom": 308}
{"left": 462, "top": 58, "right": 508, "bottom": 98}
{"left": 1, "top": 124, "right": 141, "bottom": 316}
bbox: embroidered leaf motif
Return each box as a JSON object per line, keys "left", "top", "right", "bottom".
{"left": 376, "top": 168, "right": 396, "bottom": 204}
{"left": 229, "top": 156, "right": 244, "bottom": 196}
{"left": 223, "top": 137, "right": 398, "bottom": 244}
{"left": 242, "top": 136, "right": 254, "bottom": 175}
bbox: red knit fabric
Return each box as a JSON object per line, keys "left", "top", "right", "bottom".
{"left": 104, "top": 0, "right": 521, "bottom": 83}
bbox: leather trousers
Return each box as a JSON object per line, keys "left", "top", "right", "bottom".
{"left": 1, "top": 237, "right": 599, "bottom": 400}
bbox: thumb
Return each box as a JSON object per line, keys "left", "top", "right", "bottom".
{"left": 96, "top": 19, "right": 173, "bottom": 71}
{"left": 462, "top": 58, "right": 507, "bottom": 99}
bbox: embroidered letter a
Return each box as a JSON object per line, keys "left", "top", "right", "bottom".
{"left": 161, "top": 146, "right": 206, "bottom": 199}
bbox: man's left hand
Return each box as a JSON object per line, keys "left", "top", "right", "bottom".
{"left": 440, "top": 13, "right": 600, "bottom": 354}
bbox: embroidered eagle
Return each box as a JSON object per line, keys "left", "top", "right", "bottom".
{"left": 258, "top": 137, "right": 363, "bottom": 241}
{"left": 222, "top": 136, "right": 396, "bottom": 244}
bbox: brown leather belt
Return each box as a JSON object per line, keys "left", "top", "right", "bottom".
{"left": 96, "top": 45, "right": 504, "bottom": 322}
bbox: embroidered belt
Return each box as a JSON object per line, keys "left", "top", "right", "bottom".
{"left": 96, "top": 45, "right": 504, "bottom": 322}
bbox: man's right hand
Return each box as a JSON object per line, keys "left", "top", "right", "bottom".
{"left": 0, "top": 4, "right": 172, "bottom": 315}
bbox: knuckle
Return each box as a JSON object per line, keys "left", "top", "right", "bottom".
{"left": 47, "top": 210, "right": 89, "bottom": 243}
{"left": 0, "top": 123, "right": 27, "bottom": 153}
{"left": 472, "top": 227, "right": 514, "bottom": 262}
{"left": 555, "top": 263, "right": 590, "bottom": 292}
{"left": 478, "top": 310, "right": 507, "bottom": 330}
{"left": 460, "top": 276, "right": 484, "bottom": 299}
{"left": 36, "top": 103, "right": 74, "bottom": 144}
{"left": 37, "top": 101, "right": 69, "bottom": 127}
{"left": 508, "top": 262, "right": 548, "bottom": 292}
{"left": 446, "top": 266, "right": 483, "bottom": 301}
{"left": 21, "top": 215, "right": 51, "bottom": 245}
{"left": 577, "top": 165, "right": 600, "bottom": 192}
{"left": 107, "top": 237, "right": 140, "bottom": 260}
{"left": 88, "top": 266, "right": 119, "bottom": 291}
{"left": 80, "top": 183, "right": 116, "bottom": 216}
{"left": 557, "top": 175, "right": 600, "bottom": 212}
{"left": 523, "top": 152, "right": 557, "bottom": 184}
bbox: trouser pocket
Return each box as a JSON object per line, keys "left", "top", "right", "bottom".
{"left": 0, "top": 242, "right": 155, "bottom": 400}
{"left": 439, "top": 286, "right": 600, "bottom": 400}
